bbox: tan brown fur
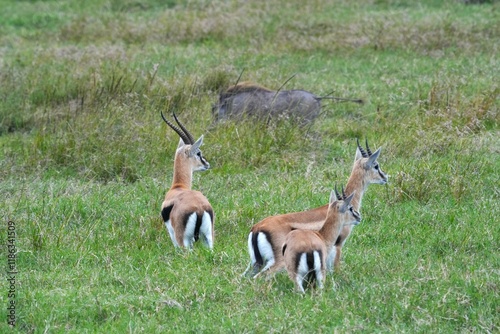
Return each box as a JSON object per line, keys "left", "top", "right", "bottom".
{"left": 244, "top": 140, "right": 387, "bottom": 277}
{"left": 283, "top": 230, "right": 326, "bottom": 293}
{"left": 282, "top": 191, "right": 360, "bottom": 292}
{"left": 246, "top": 206, "right": 327, "bottom": 278}
{"left": 162, "top": 188, "right": 213, "bottom": 247}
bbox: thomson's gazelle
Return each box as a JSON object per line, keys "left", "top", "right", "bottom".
{"left": 160, "top": 112, "right": 214, "bottom": 249}
{"left": 244, "top": 139, "right": 387, "bottom": 277}
{"left": 333, "top": 139, "right": 387, "bottom": 269}
{"left": 282, "top": 187, "right": 361, "bottom": 293}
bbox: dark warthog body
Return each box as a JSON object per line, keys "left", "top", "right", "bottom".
{"left": 212, "top": 82, "right": 362, "bottom": 124}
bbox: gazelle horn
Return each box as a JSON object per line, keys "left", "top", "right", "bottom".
{"left": 365, "top": 138, "right": 373, "bottom": 156}
{"left": 173, "top": 112, "right": 195, "bottom": 145}
{"left": 357, "top": 138, "right": 368, "bottom": 158}
{"left": 161, "top": 110, "right": 192, "bottom": 145}
{"left": 334, "top": 184, "right": 342, "bottom": 201}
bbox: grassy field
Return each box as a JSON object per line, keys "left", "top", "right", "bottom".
{"left": 1, "top": 0, "right": 499, "bottom": 332}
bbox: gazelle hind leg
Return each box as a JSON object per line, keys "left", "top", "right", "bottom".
{"left": 335, "top": 232, "right": 350, "bottom": 270}
{"left": 252, "top": 259, "right": 275, "bottom": 279}
{"left": 326, "top": 248, "right": 337, "bottom": 272}
{"left": 242, "top": 232, "right": 257, "bottom": 277}
{"left": 199, "top": 211, "right": 213, "bottom": 249}
{"left": 295, "top": 253, "right": 309, "bottom": 292}
{"left": 314, "top": 251, "right": 324, "bottom": 289}
{"left": 242, "top": 261, "right": 252, "bottom": 277}
{"left": 183, "top": 213, "right": 198, "bottom": 248}
{"left": 334, "top": 245, "right": 342, "bottom": 270}
{"left": 165, "top": 220, "right": 179, "bottom": 247}
{"left": 252, "top": 232, "right": 275, "bottom": 278}
{"left": 316, "top": 276, "right": 324, "bottom": 289}
{"left": 242, "top": 262, "right": 262, "bottom": 278}
{"left": 295, "top": 275, "right": 305, "bottom": 293}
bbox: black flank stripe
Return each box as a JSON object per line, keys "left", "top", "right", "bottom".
{"left": 282, "top": 244, "right": 287, "bottom": 256}
{"left": 161, "top": 204, "right": 174, "bottom": 222}
{"left": 335, "top": 235, "right": 343, "bottom": 247}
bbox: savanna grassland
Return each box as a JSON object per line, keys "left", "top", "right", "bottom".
{"left": 0, "top": 0, "right": 499, "bottom": 333}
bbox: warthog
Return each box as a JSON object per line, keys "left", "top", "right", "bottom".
{"left": 212, "top": 82, "right": 363, "bottom": 124}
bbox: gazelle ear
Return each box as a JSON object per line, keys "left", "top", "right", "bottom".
{"left": 188, "top": 135, "right": 204, "bottom": 157}
{"left": 191, "top": 135, "right": 204, "bottom": 151}
{"left": 366, "top": 148, "right": 381, "bottom": 168}
{"left": 354, "top": 147, "right": 363, "bottom": 162}
{"left": 329, "top": 190, "right": 336, "bottom": 204}
{"left": 340, "top": 192, "right": 355, "bottom": 213}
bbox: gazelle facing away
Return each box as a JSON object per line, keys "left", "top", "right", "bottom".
{"left": 243, "top": 139, "right": 387, "bottom": 278}
{"left": 282, "top": 187, "right": 361, "bottom": 293}
{"left": 160, "top": 111, "right": 214, "bottom": 249}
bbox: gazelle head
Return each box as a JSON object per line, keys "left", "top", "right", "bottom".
{"left": 354, "top": 138, "right": 388, "bottom": 185}
{"left": 161, "top": 111, "right": 210, "bottom": 172}
{"left": 330, "top": 185, "right": 361, "bottom": 226}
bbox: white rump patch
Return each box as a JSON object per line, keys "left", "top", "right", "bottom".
{"left": 297, "top": 253, "right": 309, "bottom": 277}
{"left": 313, "top": 251, "right": 324, "bottom": 289}
{"left": 295, "top": 253, "right": 309, "bottom": 293}
{"left": 296, "top": 252, "right": 323, "bottom": 292}
{"left": 199, "top": 211, "right": 213, "bottom": 249}
{"left": 165, "top": 220, "right": 179, "bottom": 247}
{"left": 241, "top": 232, "right": 255, "bottom": 277}
{"left": 183, "top": 213, "right": 198, "bottom": 248}
{"left": 247, "top": 232, "right": 256, "bottom": 264}
{"left": 256, "top": 232, "right": 275, "bottom": 273}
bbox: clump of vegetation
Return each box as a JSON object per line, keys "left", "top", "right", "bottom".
{"left": 0, "top": 0, "right": 498, "bottom": 333}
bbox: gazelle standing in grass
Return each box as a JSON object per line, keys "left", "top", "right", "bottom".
{"left": 160, "top": 111, "right": 214, "bottom": 249}
{"left": 332, "top": 139, "right": 387, "bottom": 268}
{"left": 244, "top": 139, "right": 387, "bottom": 278}
{"left": 282, "top": 186, "right": 361, "bottom": 293}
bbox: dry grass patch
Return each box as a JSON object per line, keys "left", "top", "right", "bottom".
{"left": 276, "top": 8, "right": 499, "bottom": 55}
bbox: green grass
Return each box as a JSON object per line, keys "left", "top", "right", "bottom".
{"left": 1, "top": 0, "right": 499, "bottom": 332}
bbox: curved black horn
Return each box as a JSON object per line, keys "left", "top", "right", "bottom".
{"left": 173, "top": 112, "right": 195, "bottom": 145}
{"left": 341, "top": 185, "right": 347, "bottom": 200}
{"left": 357, "top": 138, "right": 368, "bottom": 158}
{"left": 161, "top": 110, "right": 190, "bottom": 144}
{"left": 365, "top": 138, "right": 373, "bottom": 156}
{"left": 334, "top": 184, "right": 342, "bottom": 201}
